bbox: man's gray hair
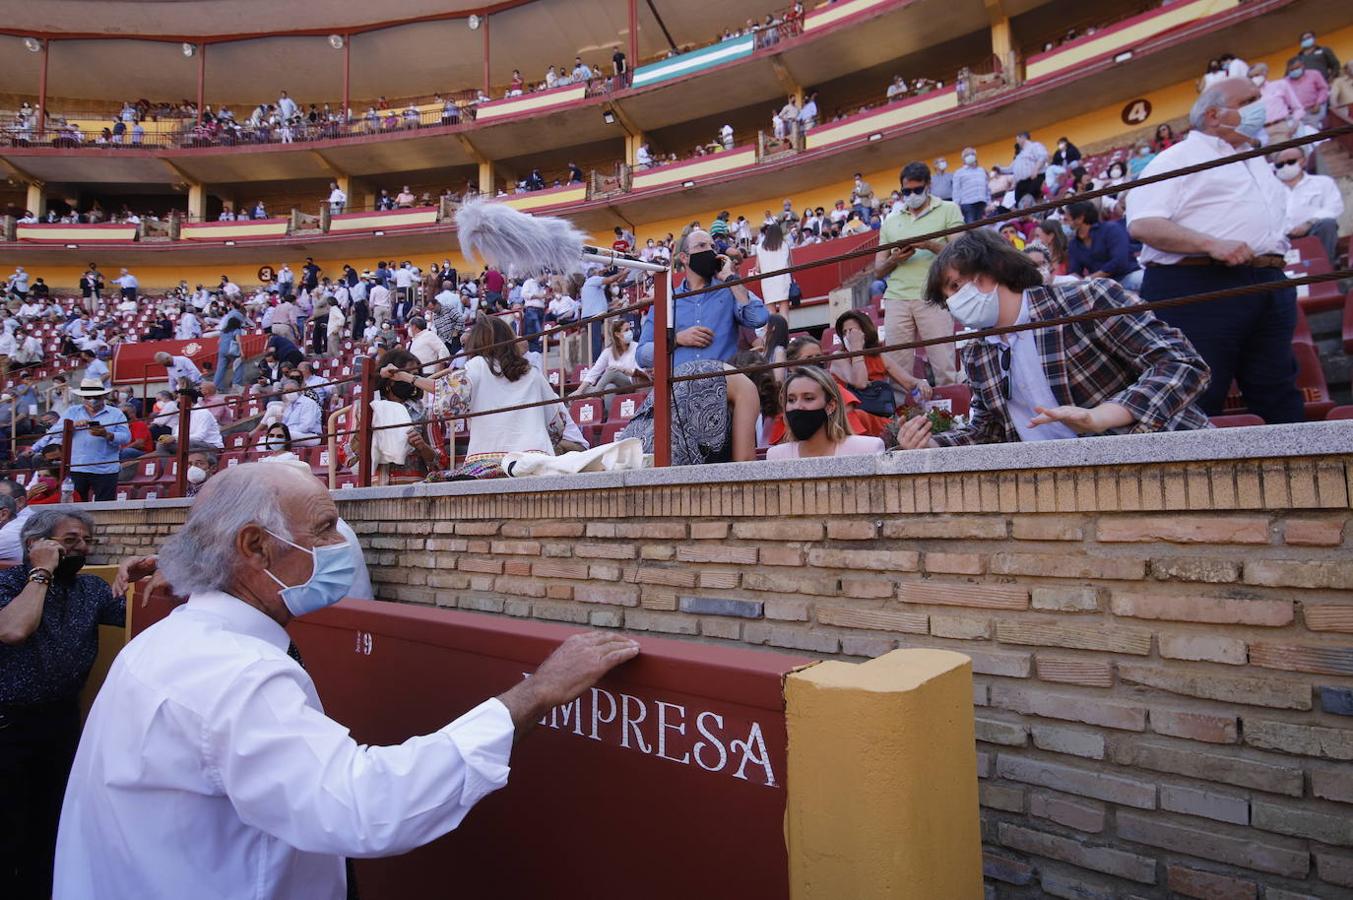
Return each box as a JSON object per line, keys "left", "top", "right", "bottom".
{"left": 158, "top": 464, "right": 293, "bottom": 595}
{"left": 21, "top": 506, "right": 96, "bottom": 547}
{"left": 0, "top": 494, "right": 17, "bottom": 522}
{"left": 1190, "top": 82, "right": 1236, "bottom": 130}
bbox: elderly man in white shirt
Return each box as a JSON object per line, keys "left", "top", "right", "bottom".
{"left": 1272, "top": 145, "right": 1345, "bottom": 264}
{"left": 154, "top": 351, "right": 202, "bottom": 390}
{"left": 407, "top": 316, "right": 450, "bottom": 370}
{"left": 12, "top": 329, "right": 44, "bottom": 367}
{"left": 1128, "top": 77, "right": 1302, "bottom": 425}
{"left": 55, "top": 461, "right": 637, "bottom": 900}
{"left": 279, "top": 379, "right": 324, "bottom": 446}
{"left": 183, "top": 392, "right": 225, "bottom": 450}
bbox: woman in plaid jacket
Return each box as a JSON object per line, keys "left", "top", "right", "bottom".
{"left": 896, "top": 230, "right": 1211, "bottom": 449}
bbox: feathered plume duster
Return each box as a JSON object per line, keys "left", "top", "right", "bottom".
{"left": 455, "top": 198, "right": 586, "bottom": 276}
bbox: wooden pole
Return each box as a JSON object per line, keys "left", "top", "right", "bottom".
{"left": 651, "top": 274, "right": 671, "bottom": 467}
{"left": 356, "top": 354, "right": 375, "bottom": 487}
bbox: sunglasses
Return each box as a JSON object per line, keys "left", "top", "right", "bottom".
{"left": 997, "top": 345, "right": 1012, "bottom": 401}
{"left": 900, "top": 186, "right": 928, "bottom": 197}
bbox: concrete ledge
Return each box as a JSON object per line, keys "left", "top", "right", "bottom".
{"left": 91, "top": 420, "right": 1353, "bottom": 511}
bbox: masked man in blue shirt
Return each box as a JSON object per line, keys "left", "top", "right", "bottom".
{"left": 636, "top": 229, "right": 768, "bottom": 369}
{"left": 32, "top": 378, "right": 131, "bottom": 501}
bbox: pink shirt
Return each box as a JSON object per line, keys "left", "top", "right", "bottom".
{"left": 766, "top": 434, "right": 885, "bottom": 460}
{"left": 1260, "top": 79, "right": 1304, "bottom": 123}
{"left": 1287, "top": 69, "right": 1329, "bottom": 109}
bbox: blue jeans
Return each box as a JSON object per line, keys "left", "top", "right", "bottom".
{"left": 523, "top": 306, "right": 545, "bottom": 353}
{"left": 214, "top": 349, "right": 245, "bottom": 390}
{"left": 1141, "top": 264, "right": 1302, "bottom": 423}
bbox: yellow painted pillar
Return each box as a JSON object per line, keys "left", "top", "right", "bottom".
{"left": 624, "top": 132, "right": 647, "bottom": 167}
{"left": 990, "top": 16, "right": 1012, "bottom": 69}
{"left": 477, "top": 160, "right": 495, "bottom": 195}
{"left": 25, "top": 183, "right": 46, "bottom": 218}
{"left": 785, "top": 649, "right": 983, "bottom": 899}
{"left": 187, "top": 183, "right": 207, "bottom": 222}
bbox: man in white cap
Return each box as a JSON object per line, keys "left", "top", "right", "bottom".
{"left": 30, "top": 378, "right": 130, "bottom": 501}
{"left": 55, "top": 461, "right": 639, "bottom": 898}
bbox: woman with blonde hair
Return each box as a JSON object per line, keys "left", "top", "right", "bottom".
{"left": 767, "top": 366, "right": 885, "bottom": 460}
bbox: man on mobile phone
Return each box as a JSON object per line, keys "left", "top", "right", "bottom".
{"left": 30, "top": 379, "right": 130, "bottom": 502}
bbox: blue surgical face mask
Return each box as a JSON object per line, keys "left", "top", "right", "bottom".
{"left": 946, "top": 280, "right": 1001, "bottom": 329}
{"left": 264, "top": 530, "right": 356, "bottom": 617}
{"left": 1300, "top": 36, "right": 1315, "bottom": 49}
{"left": 1235, "top": 100, "right": 1267, "bottom": 140}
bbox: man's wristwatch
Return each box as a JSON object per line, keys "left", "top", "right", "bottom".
{"left": 27, "top": 568, "right": 53, "bottom": 586}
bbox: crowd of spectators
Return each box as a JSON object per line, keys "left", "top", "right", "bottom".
{"left": 0, "top": 29, "right": 1347, "bottom": 491}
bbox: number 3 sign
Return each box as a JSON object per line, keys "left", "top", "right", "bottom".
{"left": 1121, "top": 99, "right": 1152, "bottom": 125}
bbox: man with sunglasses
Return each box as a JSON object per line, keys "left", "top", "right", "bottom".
{"left": 874, "top": 160, "right": 964, "bottom": 387}
{"left": 894, "top": 230, "right": 1210, "bottom": 449}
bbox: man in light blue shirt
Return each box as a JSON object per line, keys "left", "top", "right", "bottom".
{"left": 580, "top": 267, "right": 628, "bottom": 361}
{"left": 279, "top": 380, "right": 323, "bottom": 445}
{"left": 636, "top": 229, "right": 767, "bottom": 369}
{"left": 214, "top": 302, "right": 249, "bottom": 391}
{"left": 32, "top": 378, "right": 130, "bottom": 500}
{"left": 82, "top": 350, "right": 110, "bottom": 387}
{"left": 155, "top": 352, "right": 203, "bottom": 390}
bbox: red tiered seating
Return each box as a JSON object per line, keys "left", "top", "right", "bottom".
{"left": 1293, "top": 343, "right": 1335, "bottom": 421}
{"left": 129, "top": 458, "right": 161, "bottom": 484}
{"left": 608, "top": 392, "right": 648, "bottom": 422}
{"left": 1327, "top": 406, "right": 1353, "bottom": 420}
{"left": 569, "top": 398, "right": 603, "bottom": 428}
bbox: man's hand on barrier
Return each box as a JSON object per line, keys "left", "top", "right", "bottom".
{"left": 676, "top": 326, "right": 715, "bottom": 348}
{"left": 497, "top": 632, "right": 640, "bottom": 738}
{"left": 1030, "top": 402, "right": 1132, "bottom": 434}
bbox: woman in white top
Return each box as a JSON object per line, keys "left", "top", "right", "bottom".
{"left": 766, "top": 366, "right": 884, "bottom": 460}
{"left": 387, "top": 315, "right": 564, "bottom": 479}
{"left": 755, "top": 221, "right": 792, "bottom": 317}
{"left": 573, "top": 317, "right": 648, "bottom": 397}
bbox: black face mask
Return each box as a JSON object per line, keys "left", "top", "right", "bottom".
{"left": 55, "top": 554, "right": 86, "bottom": 581}
{"left": 785, "top": 408, "right": 829, "bottom": 441}
{"left": 390, "top": 381, "right": 418, "bottom": 401}
{"left": 687, "top": 250, "right": 721, "bottom": 281}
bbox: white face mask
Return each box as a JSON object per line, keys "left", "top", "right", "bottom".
{"left": 186, "top": 465, "right": 208, "bottom": 485}
{"left": 904, "top": 189, "right": 929, "bottom": 210}
{"left": 963, "top": 154, "right": 977, "bottom": 165}
{"left": 946, "top": 280, "right": 1001, "bottom": 329}
{"left": 1274, "top": 160, "right": 1303, "bottom": 181}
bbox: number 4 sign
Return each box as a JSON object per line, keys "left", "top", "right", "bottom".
{"left": 1121, "top": 99, "right": 1152, "bottom": 125}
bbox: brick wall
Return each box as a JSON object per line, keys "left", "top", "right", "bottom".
{"left": 88, "top": 428, "right": 1353, "bottom": 898}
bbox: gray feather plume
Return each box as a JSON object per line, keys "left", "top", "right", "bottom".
{"left": 455, "top": 198, "right": 585, "bottom": 276}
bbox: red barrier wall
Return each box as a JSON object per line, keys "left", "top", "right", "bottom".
{"left": 128, "top": 592, "right": 807, "bottom": 898}
{"left": 111, "top": 334, "right": 268, "bottom": 384}
{"left": 738, "top": 230, "right": 878, "bottom": 302}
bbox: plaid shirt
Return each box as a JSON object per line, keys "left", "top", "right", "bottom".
{"left": 933, "top": 279, "right": 1211, "bottom": 447}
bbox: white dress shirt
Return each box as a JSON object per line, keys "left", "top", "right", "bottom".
{"left": 409, "top": 328, "right": 451, "bottom": 369}
{"left": 166, "top": 355, "right": 202, "bottom": 386}
{"left": 985, "top": 295, "right": 1078, "bottom": 443}
{"left": 186, "top": 405, "right": 224, "bottom": 449}
{"left": 1282, "top": 172, "right": 1345, "bottom": 233}
{"left": 1127, "top": 130, "right": 1289, "bottom": 265}
{"left": 0, "top": 505, "right": 34, "bottom": 561}
{"left": 55, "top": 591, "right": 514, "bottom": 900}
{"left": 176, "top": 312, "right": 202, "bottom": 340}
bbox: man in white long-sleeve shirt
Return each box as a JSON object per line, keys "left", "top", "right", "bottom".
{"left": 54, "top": 461, "right": 638, "bottom": 900}
{"left": 1273, "top": 145, "right": 1345, "bottom": 264}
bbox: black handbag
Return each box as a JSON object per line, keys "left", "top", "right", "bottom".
{"left": 788, "top": 279, "right": 802, "bottom": 307}
{"left": 853, "top": 379, "right": 895, "bottom": 417}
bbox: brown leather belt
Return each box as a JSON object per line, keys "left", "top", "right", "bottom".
{"left": 1148, "top": 254, "right": 1287, "bottom": 269}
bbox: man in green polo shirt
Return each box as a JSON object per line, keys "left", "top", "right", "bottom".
{"left": 873, "top": 161, "right": 964, "bottom": 385}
